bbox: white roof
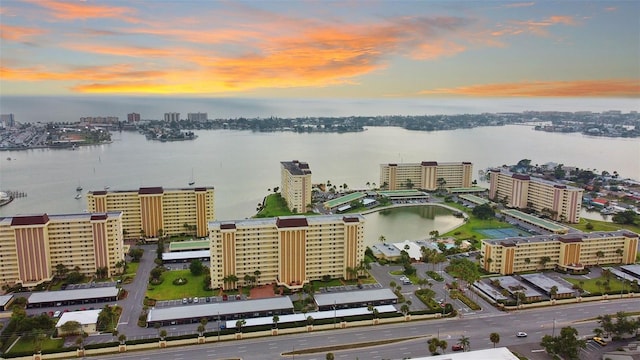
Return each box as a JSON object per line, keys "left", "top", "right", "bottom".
{"left": 412, "top": 347, "right": 520, "bottom": 360}
{"left": 28, "top": 287, "right": 119, "bottom": 304}
{"left": 226, "top": 305, "right": 397, "bottom": 328}
{"left": 162, "top": 250, "right": 210, "bottom": 261}
{"left": 147, "top": 297, "right": 293, "bottom": 322}
{"left": 0, "top": 294, "right": 13, "bottom": 306}
{"left": 56, "top": 309, "right": 102, "bottom": 327}
{"left": 393, "top": 240, "right": 423, "bottom": 260}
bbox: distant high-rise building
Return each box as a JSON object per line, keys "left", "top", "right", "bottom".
{"left": 127, "top": 113, "right": 140, "bottom": 123}
{"left": 380, "top": 161, "right": 473, "bottom": 191}
{"left": 164, "top": 112, "right": 180, "bottom": 122}
{"left": 1, "top": 114, "right": 15, "bottom": 128}
{"left": 187, "top": 112, "right": 207, "bottom": 121}
{"left": 80, "top": 116, "right": 119, "bottom": 124}
{"left": 281, "top": 160, "right": 312, "bottom": 213}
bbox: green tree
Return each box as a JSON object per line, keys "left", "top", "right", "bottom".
{"left": 159, "top": 329, "right": 167, "bottom": 340}
{"left": 118, "top": 334, "right": 127, "bottom": 345}
{"left": 489, "top": 332, "right": 500, "bottom": 348}
{"left": 235, "top": 319, "right": 246, "bottom": 333}
{"left": 272, "top": 315, "right": 280, "bottom": 329}
{"left": 326, "top": 353, "right": 335, "bottom": 360}
{"left": 458, "top": 335, "right": 470, "bottom": 351}
{"left": 129, "top": 248, "right": 144, "bottom": 262}
{"left": 612, "top": 210, "right": 637, "bottom": 225}
{"left": 540, "top": 326, "right": 586, "bottom": 360}
{"left": 472, "top": 203, "right": 495, "bottom": 220}
{"left": 189, "top": 259, "right": 205, "bottom": 276}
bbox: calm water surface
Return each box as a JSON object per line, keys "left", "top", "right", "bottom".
{"left": 1, "top": 126, "right": 638, "bottom": 228}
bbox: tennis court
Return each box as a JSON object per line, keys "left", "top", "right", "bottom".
{"left": 477, "top": 228, "right": 532, "bottom": 239}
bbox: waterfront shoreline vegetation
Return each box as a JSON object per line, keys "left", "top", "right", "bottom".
{"left": 145, "top": 269, "right": 213, "bottom": 301}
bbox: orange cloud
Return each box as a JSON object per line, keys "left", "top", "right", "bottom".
{"left": 28, "top": 0, "right": 136, "bottom": 21}
{"left": 419, "top": 79, "right": 640, "bottom": 97}
{"left": 0, "top": 24, "right": 46, "bottom": 42}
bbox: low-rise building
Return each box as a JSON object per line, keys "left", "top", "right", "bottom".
{"left": 56, "top": 309, "right": 103, "bottom": 336}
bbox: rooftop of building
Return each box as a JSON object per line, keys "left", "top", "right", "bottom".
{"left": 448, "top": 186, "right": 488, "bottom": 194}
{"left": 162, "top": 250, "right": 210, "bottom": 261}
{"left": 493, "top": 276, "right": 542, "bottom": 298}
{"left": 314, "top": 288, "right": 397, "bottom": 307}
{"left": 384, "top": 161, "right": 471, "bottom": 167}
{"left": 147, "top": 297, "right": 293, "bottom": 322}
{"left": 492, "top": 169, "right": 582, "bottom": 190}
{"left": 411, "top": 347, "right": 520, "bottom": 360}
{"left": 56, "top": 309, "right": 102, "bottom": 327}
{"left": 520, "top": 273, "right": 574, "bottom": 294}
{"left": 209, "top": 214, "right": 365, "bottom": 229}
{"left": 281, "top": 160, "right": 312, "bottom": 175}
{"left": 501, "top": 209, "right": 568, "bottom": 232}
{"left": 28, "top": 287, "right": 119, "bottom": 304}
{"left": 377, "top": 190, "right": 429, "bottom": 198}
{"left": 88, "top": 186, "right": 214, "bottom": 195}
{"left": 484, "top": 229, "right": 638, "bottom": 247}
{"left": 0, "top": 294, "right": 13, "bottom": 307}
{"left": 1, "top": 211, "right": 122, "bottom": 226}
{"left": 168, "top": 239, "right": 210, "bottom": 251}
{"left": 323, "top": 192, "right": 366, "bottom": 208}
{"left": 459, "top": 194, "right": 490, "bottom": 204}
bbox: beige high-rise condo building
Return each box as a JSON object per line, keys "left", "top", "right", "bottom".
{"left": 489, "top": 169, "right": 583, "bottom": 223}
{"left": 379, "top": 161, "right": 473, "bottom": 191}
{"left": 209, "top": 214, "right": 365, "bottom": 290}
{"left": 481, "top": 230, "right": 638, "bottom": 275}
{"left": 281, "top": 160, "right": 312, "bottom": 213}
{"left": 86, "top": 186, "right": 215, "bottom": 239}
{"left": 0, "top": 212, "right": 124, "bottom": 287}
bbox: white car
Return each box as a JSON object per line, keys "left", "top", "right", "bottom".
{"left": 517, "top": 332, "right": 527, "bottom": 338}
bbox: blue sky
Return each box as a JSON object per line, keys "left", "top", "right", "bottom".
{"left": 1, "top": 0, "right": 638, "bottom": 97}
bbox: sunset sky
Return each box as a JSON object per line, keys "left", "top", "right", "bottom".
{"left": 1, "top": 0, "right": 639, "bottom": 98}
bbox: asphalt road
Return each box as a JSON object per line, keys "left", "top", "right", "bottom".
{"left": 86, "top": 297, "right": 640, "bottom": 360}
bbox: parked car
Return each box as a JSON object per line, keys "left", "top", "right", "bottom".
{"left": 205, "top": 297, "right": 211, "bottom": 303}
{"left": 451, "top": 344, "right": 464, "bottom": 351}
{"left": 193, "top": 297, "right": 199, "bottom": 303}
{"left": 182, "top": 298, "right": 187, "bottom": 304}
{"left": 592, "top": 337, "right": 607, "bottom": 346}
{"left": 516, "top": 332, "right": 527, "bottom": 337}
{"left": 53, "top": 310, "right": 61, "bottom": 318}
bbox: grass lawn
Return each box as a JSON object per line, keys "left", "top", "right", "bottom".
{"left": 572, "top": 218, "right": 640, "bottom": 233}
{"left": 124, "top": 261, "right": 140, "bottom": 276}
{"left": 146, "top": 270, "right": 214, "bottom": 300}
{"left": 564, "top": 276, "right": 627, "bottom": 294}
{"left": 8, "top": 337, "right": 63, "bottom": 354}
{"left": 255, "top": 193, "right": 294, "bottom": 217}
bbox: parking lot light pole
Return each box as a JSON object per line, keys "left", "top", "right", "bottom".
{"left": 333, "top": 300, "right": 337, "bottom": 328}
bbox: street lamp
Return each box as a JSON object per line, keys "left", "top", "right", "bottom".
{"left": 217, "top": 312, "right": 220, "bottom": 342}
{"left": 333, "top": 300, "right": 337, "bottom": 328}
{"left": 552, "top": 318, "right": 556, "bottom": 337}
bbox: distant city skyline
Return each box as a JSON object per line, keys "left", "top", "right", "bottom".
{"left": 1, "top": 1, "right": 638, "bottom": 98}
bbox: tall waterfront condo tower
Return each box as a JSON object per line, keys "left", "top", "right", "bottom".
{"left": 209, "top": 214, "right": 365, "bottom": 290}
{"left": 0, "top": 212, "right": 124, "bottom": 287}
{"left": 87, "top": 186, "right": 215, "bottom": 239}
{"left": 280, "top": 160, "right": 312, "bottom": 213}
{"left": 380, "top": 161, "right": 473, "bottom": 191}
{"left": 489, "top": 169, "right": 583, "bottom": 223}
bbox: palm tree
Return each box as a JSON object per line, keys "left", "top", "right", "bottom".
{"left": 197, "top": 324, "right": 206, "bottom": 336}
{"left": 272, "top": 315, "right": 279, "bottom": 329}
{"left": 489, "top": 332, "right": 500, "bottom": 348}
{"left": 439, "top": 339, "right": 448, "bottom": 354}
{"left": 378, "top": 235, "right": 386, "bottom": 243}
{"left": 326, "top": 353, "right": 335, "bottom": 360}
{"left": 549, "top": 285, "right": 558, "bottom": 300}
{"left": 254, "top": 270, "right": 261, "bottom": 285}
{"left": 118, "top": 334, "right": 127, "bottom": 345}
{"left": 596, "top": 250, "right": 605, "bottom": 265}
{"left": 458, "top": 335, "right": 470, "bottom": 351}
{"left": 159, "top": 329, "right": 167, "bottom": 341}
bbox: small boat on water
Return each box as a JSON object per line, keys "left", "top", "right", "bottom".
{"left": 75, "top": 193, "right": 82, "bottom": 199}
{"left": 188, "top": 168, "right": 195, "bottom": 186}
{"left": 76, "top": 186, "right": 83, "bottom": 192}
